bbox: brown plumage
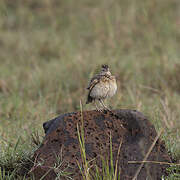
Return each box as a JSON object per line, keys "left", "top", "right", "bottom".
{"left": 86, "top": 64, "right": 117, "bottom": 111}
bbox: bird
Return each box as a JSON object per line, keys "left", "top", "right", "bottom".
{"left": 86, "top": 64, "right": 117, "bottom": 111}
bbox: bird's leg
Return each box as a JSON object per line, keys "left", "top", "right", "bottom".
{"left": 98, "top": 99, "right": 107, "bottom": 112}
{"left": 99, "top": 99, "right": 111, "bottom": 111}
{"left": 95, "top": 100, "right": 103, "bottom": 112}
{"left": 98, "top": 99, "right": 105, "bottom": 109}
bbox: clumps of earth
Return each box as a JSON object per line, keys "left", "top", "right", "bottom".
{"left": 29, "top": 109, "right": 172, "bottom": 180}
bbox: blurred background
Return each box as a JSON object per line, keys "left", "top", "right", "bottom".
{"left": 0, "top": 0, "right": 179, "bottom": 162}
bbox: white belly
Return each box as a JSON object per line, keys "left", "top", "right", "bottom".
{"left": 90, "top": 83, "right": 109, "bottom": 99}
{"left": 107, "top": 80, "right": 117, "bottom": 97}
{"left": 90, "top": 80, "right": 117, "bottom": 99}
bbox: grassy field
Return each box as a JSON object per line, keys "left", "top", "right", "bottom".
{"left": 0, "top": 0, "right": 180, "bottom": 179}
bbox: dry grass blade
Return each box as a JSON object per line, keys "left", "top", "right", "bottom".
{"left": 139, "top": 84, "right": 161, "bottom": 94}
{"left": 160, "top": 98, "right": 173, "bottom": 129}
{"left": 77, "top": 100, "right": 92, "bottom": 180}
{"left": 132, "top": 128, "right": 164, "bottom": 180}
{"left": 31, "top": 131, "right": 41, "bottom": 146}
{"left": 114, "top": 138, "right": 123, "bottom": 180}
{"left": 128, "top": 161, "right": 180, "bottom": 166}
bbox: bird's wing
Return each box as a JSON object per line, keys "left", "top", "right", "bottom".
{"left": 87, "top": 75, "right": 101, "bottom": 90}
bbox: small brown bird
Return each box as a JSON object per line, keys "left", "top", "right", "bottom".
{"left": 86, "top": 64, "right": 117, "bottom": 111}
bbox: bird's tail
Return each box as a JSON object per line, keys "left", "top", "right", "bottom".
{"left": 86, "top": 95, "right": 93, "bottom": 104}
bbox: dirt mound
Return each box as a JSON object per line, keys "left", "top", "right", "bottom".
{"left": 30, "top": 109, "right": 171, "bottom": 179}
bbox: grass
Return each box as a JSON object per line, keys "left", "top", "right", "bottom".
{"left": 0, "top": 0, "right": 180, "bottom": 179}
{"left": 77, "top": 101, "right": 121, "bottom": 179}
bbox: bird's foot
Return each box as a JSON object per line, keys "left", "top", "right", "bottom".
{"left": 105, "top": 107, "right": 112, "bottom": 112}
{"left": 95, "top": 107, "right": 103, "bottom": 112}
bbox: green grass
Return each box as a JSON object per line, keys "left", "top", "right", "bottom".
{"left": 77, "top": 102, "right": 121, "bottom": 179}
{"left": 0, "top": 0, "right": 180, "bottom": 179}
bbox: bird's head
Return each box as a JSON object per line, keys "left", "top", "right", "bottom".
{"left": 101, "top": 64, "right": 111, "bottom": 76}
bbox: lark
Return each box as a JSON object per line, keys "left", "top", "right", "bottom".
{"left": 86, "top": 64, "right": 117, "bottom": 111}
